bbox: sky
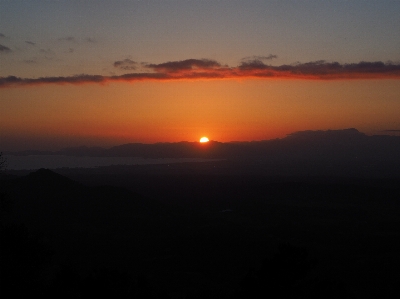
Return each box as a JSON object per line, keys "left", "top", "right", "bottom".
{"left": 1, "top": 0, "right": 400, "bottom": 151}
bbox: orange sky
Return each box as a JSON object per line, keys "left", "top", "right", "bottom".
{"left": 1, "top": 78, "right": 399, "bottom": 151}
{"left": 2, "top": 1, "right": 400, "bottom": 151}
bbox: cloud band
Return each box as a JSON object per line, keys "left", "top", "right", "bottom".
{"left": 1, "top": 59, "right": 400, "bottom": 88}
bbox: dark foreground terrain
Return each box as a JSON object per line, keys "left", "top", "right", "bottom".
{"left": 2, "top": 159, "right": 400, "bottom": 298}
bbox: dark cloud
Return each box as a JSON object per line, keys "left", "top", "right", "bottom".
{"left": 23, "top": 59, "right": 37, "bottom": 64}
{"left": 383, "top": 130, "right": 400, "bottom": 132}
{"left": 0, "top": 74, "right": 106, "bottom": 87}
{"left": 1, "top": 59, "right": 400, "bottom": 88}
{"left": 25, "top": 41, "right": 36, "bottom": 46}
{"left": 40, "top": 48, "right": 54, "bottom": 54}
{"left": 239, "top": 59, "right": 269, "bottom": 70}
{"left": 0, "top": 44, "right": 12, "bottom": 52}
{"left": 58, "top": 36, "right": 96, "bottom": 43}
{"left": 58, "top": 36, "right": 75, "bottom": 42}
{"left": 145, "top": 59, "right": 222, "bottom": 72}
{"left": 0, "top": 33, "right": 6, "bottom": 38}
{"left": 68, "top": 48, "right": 74, "bottom": 53}
{"left": 239, "top": 60, "right": 400, "bottom": 79}
{"left": 0, "top": 73, "right": 167, "bottom": 88}
{"left": 113, "top": 59, "right": 137, "bottom": 70}
{"left": 262, "top": 54, "right": 278, "bottom": 60}
{"left": 241, "top": 54, "right": 278, "bottom": 61}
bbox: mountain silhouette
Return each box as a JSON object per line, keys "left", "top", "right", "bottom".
{"left": 3, "top": 129, "right": 400, "bottom": 178}
{"left": 6, "top": 129, "right": 400, "bottom": 163}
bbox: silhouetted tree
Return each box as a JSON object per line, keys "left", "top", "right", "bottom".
{"left": 0, "top": 152, "right": 8, "bottom": 217}
{"left": 1, "top": 223, "right": 54, "bottom": 296}
{"left": 233, "top": 243, "right": 317, "bottom": 298}
{"left": 45, "top": 267, "right": 161, "bottom": 299}
{"left": 47, "top": 264, "right": 82, "bottom": 298}
{"left": 233, "top": 243, "right": 351, "bottom": 298}
{"left": 80, "top": 268, "right": 134, "bottom": 298}
{"left": 0, "top": 152, "right": 6, "bottom": 171}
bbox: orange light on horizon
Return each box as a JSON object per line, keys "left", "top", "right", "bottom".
{"left": 200, "top": 137, "right": 209, "bottom": 143}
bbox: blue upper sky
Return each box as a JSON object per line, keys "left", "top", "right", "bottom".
{"left": 1, "top": 0, "right": 399, "bottom": 77}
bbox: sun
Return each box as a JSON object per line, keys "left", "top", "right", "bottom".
{"left": 199, "top": 137, "right": 209, "bottom": 143}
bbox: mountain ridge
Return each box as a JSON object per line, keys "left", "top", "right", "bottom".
{"left": 4, "top": 128, "right": 400, "bottom": 163}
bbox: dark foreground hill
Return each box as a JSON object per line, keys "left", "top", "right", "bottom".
{"left": 1, "top": 169, "right": 170, "bottom": 297}
{"left": 2, "top": 168, "right": 400, "bottom": 298}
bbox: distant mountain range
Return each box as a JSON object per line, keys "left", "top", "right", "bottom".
{"left": 5, "top": 128, "right": 400, "bottom": 163}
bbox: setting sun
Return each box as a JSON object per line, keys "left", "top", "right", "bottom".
{"left": 200, "top": 137, "right": 209, "bottom": 143}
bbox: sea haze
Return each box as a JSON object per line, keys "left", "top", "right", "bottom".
{"left": 4, "top": 155, "right": 215, "bottom": 170}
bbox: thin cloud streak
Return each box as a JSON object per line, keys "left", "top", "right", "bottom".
{"left": 1, "top": 59, "right": 400, "bottom": 88}
{"left": 145, "top": 59, "right": 223, "bottom": 72}
{"left": 241, "top": 55, "right": 278, "bottom": 61}
{"left": 85, "top": 37, "right": 96, "bottom": 43}
{"left": 58, "top": 36, "right": 75, "bottom": 42}
{"left": 0, "top": 44, "right": 12, "bottom": 52}
{"left": 114, "top": 59, "right": 137, "bottom": 70}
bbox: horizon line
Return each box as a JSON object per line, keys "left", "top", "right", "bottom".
{"left": 4, "top": 128, "right": 400, "bottom": 154}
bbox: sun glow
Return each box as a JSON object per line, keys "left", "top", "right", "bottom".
{"left": 200, "top": 137, "right": 209, "bottom": 143}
